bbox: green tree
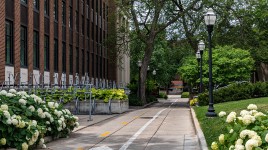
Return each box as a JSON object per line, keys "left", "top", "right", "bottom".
{"left": 118, "top": 0, "right": 200, "bottom": 104}
{"left": 178, "top": 46, "right": 255, "bottom": 89}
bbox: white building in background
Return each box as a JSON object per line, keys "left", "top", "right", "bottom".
{"left": 116, "top": 9, "right": 130, "bottom": 87}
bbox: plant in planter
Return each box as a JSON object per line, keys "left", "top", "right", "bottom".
{"left": 0, "top": 89, "right": 79, "bottom": 150}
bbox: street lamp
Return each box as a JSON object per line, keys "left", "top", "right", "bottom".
{"left": 137, "top": 60, "right": 142, "bottom": 99}
{"left": 152, "top": 69, "right": 159, "bottom": 96}
{"left": 152, "top": 69, "right": 156, "bottom": 83}
{"left": 198, "top": 40, "right": 205, "bottom": 93}
{"left": 204, "top": 8, "right": 217, "bottom": 117}
{"left": 196, "top": 51, "right": 201, "bottom": 93}
{"left": 152, "top": 69, "right": 156, "bottom": 76}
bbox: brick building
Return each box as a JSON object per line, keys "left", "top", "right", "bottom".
{"left": 0, "top": 0, "right": 130, "bottom": 86}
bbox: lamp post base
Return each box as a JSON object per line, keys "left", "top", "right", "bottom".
{"left": 206, "top": 111, "right": 217, "bottom": 117}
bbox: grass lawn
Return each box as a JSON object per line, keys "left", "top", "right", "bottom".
{"left": 193, "top": 97, "right": 268, "bottom": 148}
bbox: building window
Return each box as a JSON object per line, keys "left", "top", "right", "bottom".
{"left": 75, "top": 11, "right": 79, "bottom": 32}
{"left": 91, "top": 22, "right": 94, "bottom": 39}
{"left": 44, "top": 35, "right": 49, "bottom": 70}
{"left": 69, "top": 45, "right": 73, "bottom": 74}
{"left": 54, "top": 0, "right": 58, "bottom": 21}
{"left": 20, "top": 26, "right": 27, "bottom": 67}
{"left": 33, "top": 0, "right": 39, "bottom": 10}
{"left": 96, "top": 0, "right": 98, "bottom": 12}
{"left": 6, "top": 21, "right": 13, "bottom": 65}
{"left": 21, "top": 0, "right": 27, "bottom": 4}
{"left": 62, "top": 42, "right": 66, "bottom": 72}
{"left": 54, "top": 39, "right": 58, "bottom": 72}
{"left": 76, "top": 0, "right": 79, "bottom": 10}
{"left": 76, "top": 48, "right": 79, "bottom": 73}
{"left": 33, "top": 31, "right": 39, "bottom": 69}
{"left": 44, "top": 0, "right": 49, "bottom": 16}
{"left": 69, "top": 6, "right": 73, "bottom": 29}
{"left": 86, "top": 51, "right": 89, "bottom": 73}
{"left": 100, "top": 1, "right": 102, "bottom": 16}
{"left": 91, "top": 53, "right": 94, "bottom": 76}
{"left": 87, "top": 19, "right": 89, "bottom": 37}
{"left": 96, "top": 56, "right": 98, "bottom": 78}
{"left": 96, "top": 25, "right": 98, "bottom": 42}
{"left": 82, "top": 16, "right": 84, "bottom": 35}
{"left": 82, "top": 49, "right": 85, "bottom": 75}
{"left": 62, "top": 1, "right": 66, "bottom": 25}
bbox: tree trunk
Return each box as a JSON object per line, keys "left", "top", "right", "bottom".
{"left": 140, "top": 41, "right": 154, "bottom": 105}
{"left": 256, "top": 62, "right": 268, "bottom": 82}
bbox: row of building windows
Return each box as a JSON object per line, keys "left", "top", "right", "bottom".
{"left": 5, "top": 20, "right": 107, "bottom": 77}
{"left": 22, "top": 0, "right": 108, "bottom": 25}
{"left": 21, "top": 0, "right": 108, "bottom": 46}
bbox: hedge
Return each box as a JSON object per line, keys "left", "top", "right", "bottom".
{"left": 198, "top": 82, "right": 268, "bottom": 106}
{"left": 181, "top": 92, "right": 190, "bottom": 98}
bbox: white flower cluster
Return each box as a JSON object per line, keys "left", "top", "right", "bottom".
{"left": 0, "top": 104, "right": 8, "bottom": 111}
{"left": 218, "top": 111, "right": 226, "bottom": 117}
{"left": 0, "top": 90, "right": 8, "bottom": 96}
{"left": 30, "top": 94, "right": 45, "bottom": 104}
{"left": 9, "top": 89, "right": 17, "bottom": 94}
{"left": 0, "top": 138, "right": 6, "bottom": 145}
{"left": 247, "top": 104, "right": 257, "bottom": 110}
{"left": 0, "top": 89, "right": 80, "bottom": 149}
{"left": 239, "top": 130, "right": 262, "bottom": 150}
{"left": 226, "top": 112, "right": 236, "bottom": 123}
{"left": 218, "top": 134, "right": 224, "bottom": 144}
{"left": 213, "top": 104, "right": 268, "bottom": 150}
{"left": 234, "top": 139, "right": 244, "bottom": 150}
{"left": 225, "top": 104, "right": 265, "bottom": 126}
{"left": 19, "top": 98, "right": 27, "bottom": 105}
{"left": 241, "top": 115, "right": 255, "bottom": 125}
{"left": 48, "top": 102, "right": 59, "bottom": 109}
{"left": 27, "top": 130, "right": 39, "bottom": 146}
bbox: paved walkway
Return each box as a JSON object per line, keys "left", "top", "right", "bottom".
{"left": 45, "top": 95, "right": 201, "bottom": 150}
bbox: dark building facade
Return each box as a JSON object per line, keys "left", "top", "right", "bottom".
{"left": 0, "top": 0, "right": 117, "bottom": 86}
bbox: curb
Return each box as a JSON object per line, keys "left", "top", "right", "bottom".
{"left": 143, "top": 101, "right": 158, "bottom": 108}
{"left": 190, "top": 107, "right": 208, "bottom": 150}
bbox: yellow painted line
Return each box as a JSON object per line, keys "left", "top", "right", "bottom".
{"left": 122, "top": 121, "right": 128, "bottom": 125}
{"left": 77, "top": 147, "right": 84, "bottom": 150}
{"left": 100, "top": 131, "right": 111, "bottom": 137}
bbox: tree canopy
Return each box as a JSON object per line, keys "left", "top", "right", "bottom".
{"left": 178, "top": 46, "right": 255, "bottom": 87}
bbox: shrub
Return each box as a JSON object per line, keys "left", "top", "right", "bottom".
{"left": 211, "top": 104, "right": 268, "bottom": 150}
{"left": 198, "top": 82, "right": 268, "bottom": 106}
{"left": 181, "top": 92, "right": 190, "bottom": 98}
{"left": 128, "top": 94, "right": 143, "bottom": 106}
{"left": 0, "top": 89, "right": 79, "bottom": 150}
{"left": 190, "top": 98, "right": 198, "bottom": 106}
{"left": 146, "top": 95, "right": 157, "bottom": 103}
{"left": 158, "top": 92, "right": 168, "bottom": 99}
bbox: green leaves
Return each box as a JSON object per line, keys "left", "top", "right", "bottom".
{"left": 178, "top": 46, "right": 255, "bottom": 87}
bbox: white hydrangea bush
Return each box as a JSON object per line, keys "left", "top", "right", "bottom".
{"left": 211, "top": 104, "right": 268, "bottom": 150}
{"left": 0, "top": 89, "right": 79, "bottom": 150}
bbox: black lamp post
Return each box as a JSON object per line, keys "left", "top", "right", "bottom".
{"left": 198, "top": 40, "right": 205, "bottom": 93}
{"left": 196, "top": 51, "right": 201, "bottom": 93}
{"left": 205, "top": 8, "right": 217, "bottom": 117}
{"left": 138, "top": 60, "right": 142, "bottom": 99}
{"left": 152, "top": 69, "right": 156, "bottom": 86}
{"left": 152, "top": 69, "right": 158, "bottom": 96}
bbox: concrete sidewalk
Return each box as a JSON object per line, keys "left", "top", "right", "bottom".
{"left": 45, "top": 95, "right": 207, "bottom": 150}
